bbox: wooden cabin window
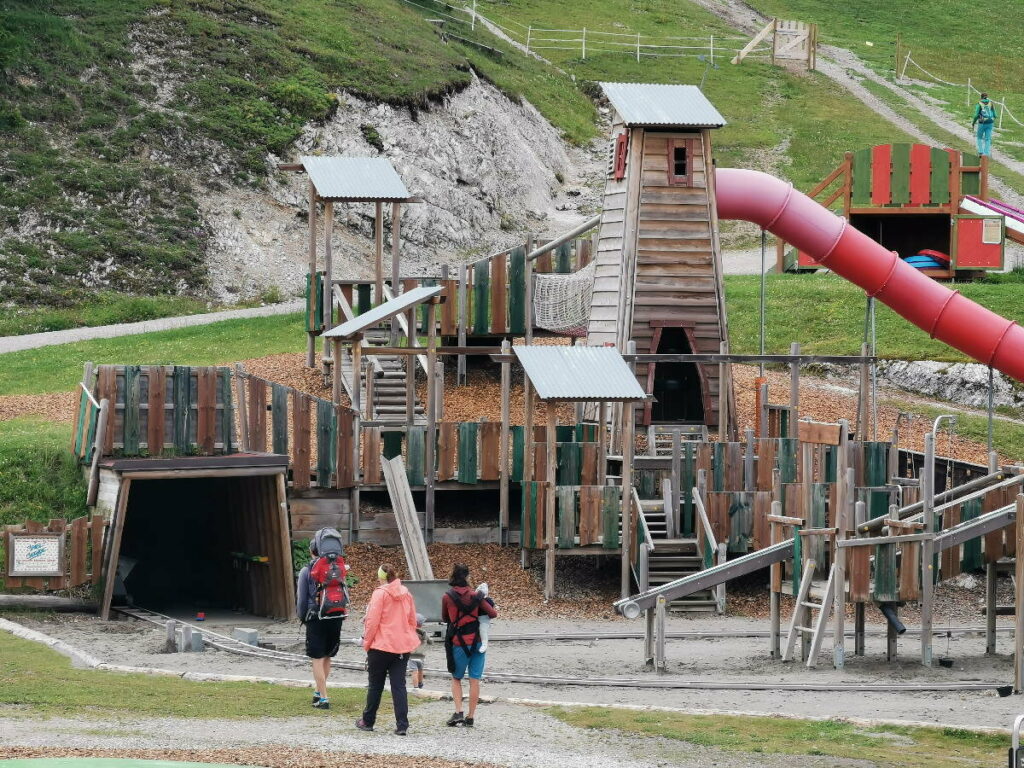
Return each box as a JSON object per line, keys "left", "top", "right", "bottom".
{"left": 613, "top": 132, "right": 629, "bottom": 180}
{"left": 668, "top": 139, "right": 694, "bottom": 186}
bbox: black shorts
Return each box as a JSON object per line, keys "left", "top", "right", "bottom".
{"left": 305, "top": 615, "right": 343, "bottom": 659}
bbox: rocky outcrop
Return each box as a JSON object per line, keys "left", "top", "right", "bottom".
{"left": 877, "top": 360, "right": 1024, "bottom": 411}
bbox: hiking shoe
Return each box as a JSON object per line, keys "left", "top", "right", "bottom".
{"left": 312, "top": 691, "right": 321, "bottom": 705}
{"left": 355, "top": 718, "right": 373, "bottom": 731}
{"left": 417, "top": 682, "right": 424, "bottom": 689}
{"left": 394, "top": 728, "right": 407, "bottom": 736}
{"left": 463, "top": 717, "right": 474, "bottom": 727}
{"left": 313, "top": 698, "right": 330, "bottom": 710}
{"left": 446, "top": 711, "right": 465, "bottom": 727}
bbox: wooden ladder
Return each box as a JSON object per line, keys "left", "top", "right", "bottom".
{"left": 782, "top": 559, "right": 835, "bottom": 668}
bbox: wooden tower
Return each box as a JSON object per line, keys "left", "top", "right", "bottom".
{"left": 587, "top": 82, "right": 730, "bottom": 429}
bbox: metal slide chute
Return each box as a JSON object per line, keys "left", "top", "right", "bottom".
{"left": 714, "top": 168, "right": 1024, "bottom": 383}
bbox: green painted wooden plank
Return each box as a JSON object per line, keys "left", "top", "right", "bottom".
{"left": 823, "top": 446, "right": 838, "bottom": 483}
{"left": 74, "top": 391, "right": 88, "bottom": 458}
{"left": 727, "top": 492, "right": 751, "bottom": 553}
{"left": 418, "top": 278, "right": 436, "bottom": 332}
{"left": 272, "top": 383, "right": 289, "bottom": 455}
{"left": 316, "top": 399, "right": 337, "bottom": 488}
{"left": 557, "top": 486, "right": 576, "bottom": 548}
{"left": 508, "top": 246, "right": 526, "bottom": 334}
{"left": 473, "top": 259, "right": 490, "bottom": 334}
{"left": 807, "top": 482, "right": 829, "bottom": 574}
{"left": 305, "top": 272, "right": 324, "bottom": 332}
{"left": 713, "top": 442, "right": 726, "bottom": 491}
{"left": 406, "top": 427, "right": 426, "bottom": 486}
{"left": 357, "top": 284, "right": 372, "bottom": 315}
{"left": 382, "top": 430, "right": 403, "bottom": 460}
{"left": 172, "top": 366, "right": 192, "bottom": 454}
{"left": 851, "top": 148, "right": 873, "bottom": 206}
{"left": 890, "top": 143, "right": 911, "bottom": 205}
{"left": 219, "top": 367, "right": 233, "bottom": 454}
{"left": 84, "top": 404, "right": 99, "bottom": 464}
{"left": 555, "top": 241, "right": 572, "bottom": 274}
{"left": 557, "top": 442, "right": 582, "bottom": 485}
{"left": 682, "top": 442, "right": 695, "bottom": 537}
{"left": 776, "top": 438, "right": 798, "bottom": 484}
{"left": 511, "top": 426, "right": 524, "bottom": 483}
{"left": 575, "top": 423, "right": 597, "bottom": 442}
{"left": 457, "top": 422, "right": 479, "bottom": 484}
{"left": 930, "top": 147, "right": 950, "bottom": 204}
{"left": 872, "top": 543, "right": 899, "bottom": 602}
{"left": 523, "top": 481, "right": 541, "bottom": 549}
{"left": 123, "top": 365, "right": 141, "bottom": 455}
{"left": 639, "top": 469, "right": 656, "bottom": 498}
{"left": 864, "top": 442, "right": 889, "bottom": 519}
{"left": 602, "top": 486, "right": 620, "bottom": 549}
{"left": 961, "top": 497, "right": 983, "bottom": 572}
{"left": 961, "top": 159, "right": 981, "bottom": 196}
{"left": 556, "top": 425, "right": 575, "bottom": 442}
{"left": 779, "top": 408, "right": 790, "bottom": 438}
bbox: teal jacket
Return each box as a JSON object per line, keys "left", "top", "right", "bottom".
{"left": 973, "top": 102, "right": 997, "bottom": 126}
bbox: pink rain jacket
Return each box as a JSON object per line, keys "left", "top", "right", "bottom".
{"left": 362, "top": 578, "right": 419, "bottom": 654}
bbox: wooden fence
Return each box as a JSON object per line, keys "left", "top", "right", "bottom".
{"left": 78, "top": 365, "right": 236, "bottom": 458}
{"left": 3, "top": 516, "right": 106, "bottom": 590}
{"left": 238, "top": 372, "right": 357, "bottom": 490}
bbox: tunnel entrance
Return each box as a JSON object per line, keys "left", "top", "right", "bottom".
{"left": 112, "top": 471, "right": 293, "bottom": 619}
{"left": 648, "top": 326, "right": 706, "bottom": 424}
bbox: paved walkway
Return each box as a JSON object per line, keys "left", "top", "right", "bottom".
{"left": 0, "top": 301, "right": 303, "bottom": 355}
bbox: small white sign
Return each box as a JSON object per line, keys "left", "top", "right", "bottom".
{"left": 9, "top": 534, "right": 63, "bottom": 577}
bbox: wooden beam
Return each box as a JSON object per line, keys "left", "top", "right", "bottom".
{"left": 425, "top": 302, "right": 438, "bottom": 540}
{"left": 545, "top": 406, "right": 557, "bottom": 600}
{"left": 375, "top": 202, "right": 384, "bottom": 301}
{"left": 499, "top": 339, "right": 511, "bottom": 545}
{"left": 306, "top": 182, "right": 318, "bottom": 367}
{"left": 321, "top": 200, "right": 334, "bottom": 376}
{"left": 1016, "top": 493, "right": 1024, "bottom": 691}
{"left": 100, "top": 478, "right": 132, "bottom": 620}
{"left": 391, "top": 202, "right": 401, "bottom": 345}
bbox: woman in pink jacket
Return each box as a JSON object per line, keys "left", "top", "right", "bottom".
{"left": 355, "top": 563, "right": 420, "bottom": 735}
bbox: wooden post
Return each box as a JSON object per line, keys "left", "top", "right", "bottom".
{"left": 886, "top": 602, "right": 899, "bottom": 662}
{"left": 234, "top": 364, "right": 249, "bottom": 451}
{"left": 307, "top": 182, "right": 318, "bottom": 367}
{"left": 980, "top": 154, "right": 990, "bottom": 201}
{"left": 789, "top": 341, "right": 800, "bottom": 429}
{"left": 350, "top": 339, "right": 362, "bottom": 414}
{"left": 620, "top": 397, "right": 635, "bottom": 600}
{"left": 545, "top": 404, "right": 557, "bottom": 600}
{"left": 644, "top": 607, "right": 655, "bottom": 666}
{"left": 374, "top": 201, "right": 384, "bottom": 301}
{"left": 1015, "top": 494, "right": 1024, "bottom": 692}
{"left": 425, "top": 301, "right": 438, "bottom": 540}
{"left": 671, "top": 429, "right": 683, "bottom": 538}
{"left": 332, "top": 339, "right": 344, "bottom": 406}
{"left": 100, "top": 478, "right": 132, "bottom": 620}
{"left": 743, "top": 427, "right": 754, "bottom": 494}
{"left": 524, "top": 236, "right": 534, "bottom": 345}
{"left": 655, "top": 594, "right": 667, "bottom": 673}
{"left": 391, "top": 202, "right": 401, "bottom": 345}
{"left": 855, "top": 602, "right": 866, "bottom": 657}
{"left": 86, "top": 398, "right": 110, "bottom": 507}
{"left": 769, "top": 500, "right": 781, "bottom": 658}
{"left": 499, "top": 339, "right": 511, "bottom": 546}
{"left": 457, "top": 263, "right": 468, "bottom": 385}
{"left": 759, "top": 381, "right": 769, "bottom": 439}
{"left": 719, "top": 340, "right": 730, "bottom": 441}
{"left": 321, "top": 201, "right": 334, "bottom": 376}
{"left": 921, "top": 431, "right": 935, "bottom": 666}
{"left": 986, "top": 562, "right": 998, "bottom": 655}
{"left": 597, "top": 401, "right": 608, "bottom": 486}
{"left": 833, "top": 420, "right": 849, "bottom": 669}
{"left": 858, "top": 342, "right": 870, "bottom": 439}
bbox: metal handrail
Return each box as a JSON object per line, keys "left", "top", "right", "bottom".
{"left": 380, "top": 285, "right": 430, "bottom": 376}
{"left": 525, "top": 214, "right": 601, "bottom": 263}
{"left": 79, "top": 381, "right": 101, "bottom": 410}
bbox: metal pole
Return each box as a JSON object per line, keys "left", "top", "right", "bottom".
{"left": 582, "top": 27, "right": 586, "bottom": 59}
{"left": 471, "top": 0, "right": 476, "bottom": 29}
{"left": 870, "top": 297, "right": 877, "bottom": 441}
{"left": 988, "top": 366, "right": 995, "bottom": 457}
{"left": 759, "top": 229, "right": 766, "bottom": 377}
{"left": 921, "top": 430, "right": 935, "bottom": 667}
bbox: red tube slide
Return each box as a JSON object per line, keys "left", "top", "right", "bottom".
{"left": 715, "top": 168, "right": 1024, "bottom": 382}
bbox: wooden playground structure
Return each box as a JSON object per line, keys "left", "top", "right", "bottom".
{"left": 6, "top": 81, "right": 1024, "bottom": 691}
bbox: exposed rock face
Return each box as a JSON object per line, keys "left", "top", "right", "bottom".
{"left": 200, "top": 76, "right": 602, "bottom": 302}
{"left": 877, "top": 360, "right": 1024, "bottom": 411}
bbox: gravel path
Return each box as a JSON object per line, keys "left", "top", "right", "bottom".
{"left": 0, "top": 301, "right": 303, "bottom": 355}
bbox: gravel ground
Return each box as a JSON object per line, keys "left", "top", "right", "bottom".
{"left": 0, "top": 701, "right": 863, "bottom": 768}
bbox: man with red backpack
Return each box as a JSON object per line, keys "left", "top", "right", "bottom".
{"left": 296, "top": 528, "right": 350, "bottom": 710}
{"left": 441, "top": 563, "right": 498, "bottom": 727}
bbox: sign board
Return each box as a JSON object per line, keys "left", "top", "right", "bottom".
{"left": 7, "top": 532, "right": 64, "bottom": 578}
{"left": 798, "top": 420, "right": 842, "bottom": 446}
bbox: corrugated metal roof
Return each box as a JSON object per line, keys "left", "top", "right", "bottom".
{"left": 513, "top": 346, "right": 648, "bottom": 401}
{"left": 600, "top": 82, "right": 726, "bottom": 127}
{"left": 323, "top": 285, "right": 442, "bottom": 339}
{"left": 301, "top": 156, "right": 411, "bottom": 201}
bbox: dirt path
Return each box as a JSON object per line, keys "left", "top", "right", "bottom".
{"left": 689, "top": 0, "right": 1024, "bottom": 205}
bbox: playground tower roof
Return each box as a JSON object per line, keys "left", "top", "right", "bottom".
{"left": 600, "top": 82, "right": 726, "bottom": 128}
{"left": 299, "top": 155, "right": 412, "bottom": 202}
{"left": 513, "top": 345, "right": 648, "bottom": 402}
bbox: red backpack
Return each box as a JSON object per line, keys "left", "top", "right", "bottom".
{"left": 309, "top": 529, "right": 349, "bottom": 619}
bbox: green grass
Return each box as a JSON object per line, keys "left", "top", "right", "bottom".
{"left": 724, "top": 273, "right": 1024, "bottom": 361}
{"left": 0, "top": 630, "right": 373, "bottom": 719}
{"left": 883, "top": 398, "right": 1024, "bottom": 459}
{"left": 0, "top": 313, "right": 306, "bottom": 396}
{"left": 549, "top": 706, "right": 1007, "bottom": 767}
{"left": 0, "top": 419, "right": 86, "bottom": 530}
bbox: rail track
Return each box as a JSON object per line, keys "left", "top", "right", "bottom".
{"left": 115, "top": 606, "right": 1013, "bottom": 694}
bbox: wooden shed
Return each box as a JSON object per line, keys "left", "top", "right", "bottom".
{"left": 587, "top": 82, "right": 731, "bottom": 429}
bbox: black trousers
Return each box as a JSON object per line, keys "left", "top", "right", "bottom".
{"left": 362, "top": 649, "right": 410, "bottom": 730}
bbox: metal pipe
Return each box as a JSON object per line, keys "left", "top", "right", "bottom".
{"left": 879, "top": 602, "right": 907, "bottom": 635}
{"left": 525, "top": 214, "right": 601, "bottom": 262}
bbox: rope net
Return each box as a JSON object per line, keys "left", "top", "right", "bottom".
{"left": 532, "top": 261, "right": 596, "bottom": 335}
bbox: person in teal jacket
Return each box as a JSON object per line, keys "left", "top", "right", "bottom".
{"left": 972, "top": 93, "right": 998, "bottom": 156}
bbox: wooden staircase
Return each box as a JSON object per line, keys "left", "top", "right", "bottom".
{"left": 638, "top": 497, "right": 718, "bottom": 613}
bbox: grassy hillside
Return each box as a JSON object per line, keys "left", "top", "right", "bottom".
{"left": 0, "top": 0, "right": 594, "bottom": 310}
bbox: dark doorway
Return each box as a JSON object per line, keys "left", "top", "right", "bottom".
{"left": 649, "top": 327, "right": 705, "bottom": 423}
{"left": 116, "top": 474, "right": 291, "bottom": 617}
{"left": 850, "top": 213, "right": 951, "bottom": 258}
